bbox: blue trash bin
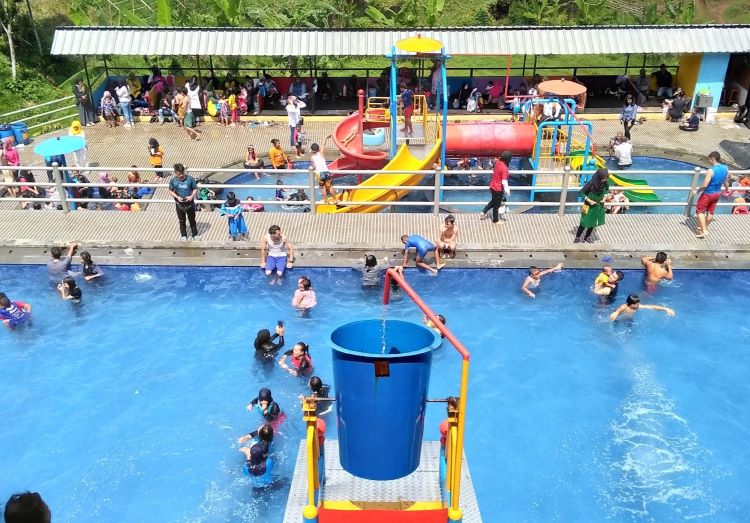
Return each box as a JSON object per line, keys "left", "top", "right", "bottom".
{"left": 11, "top": 122, "right": 28, "bottom": 146}
{"left": 0, "top": 124, "right": 14, "bottom": 144}
{"left": 331, "top": 319, "right": 439, "bottom": 480}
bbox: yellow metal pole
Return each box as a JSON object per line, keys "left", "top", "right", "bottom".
{"left": 449, "top": 360, "right": 470, "bottom": 521}
{"left": 303, "top": 398, "right": 319, "bottom": 522}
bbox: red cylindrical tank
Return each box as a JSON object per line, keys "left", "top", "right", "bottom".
{"left": 445, "top": 121, "right": 536, "bottom": 157}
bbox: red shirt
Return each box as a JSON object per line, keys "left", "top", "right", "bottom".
{"left": 490, "top": 160, "right": 509, "bottom": 192}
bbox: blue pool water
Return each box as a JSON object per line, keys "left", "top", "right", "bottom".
{"left": 2, "top": 265, "right": 749, "bottom": 522}
{"left": 228, "top": 156, "right": 705, "bottom": 215}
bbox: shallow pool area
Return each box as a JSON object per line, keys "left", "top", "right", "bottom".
{"left": 227, "top": 155, "right": 710, "bottom": 215}
{"left": 2, "top": 265, "right": 749, "bottom": 522}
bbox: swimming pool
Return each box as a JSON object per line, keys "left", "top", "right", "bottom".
{"left": 227, "top": 156, "right": 707, "bottom": 215}
{"left": 2, "top": 265, "right": 748, "bottom": 522}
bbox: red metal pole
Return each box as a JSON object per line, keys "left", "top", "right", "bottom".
{"left": 382, "top": 268, "right": 470, "bottom": 361}
{"left": 504, "top": 54, "right": 511, "bottom": 99}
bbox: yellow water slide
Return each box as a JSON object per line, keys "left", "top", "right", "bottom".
{"left": 317, "top": 140, "right": 443, "bottom": 214}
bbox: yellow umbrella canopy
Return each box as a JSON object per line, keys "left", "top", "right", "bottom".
{"left": 395, "top": 35, "right": 443, "bottom": 53}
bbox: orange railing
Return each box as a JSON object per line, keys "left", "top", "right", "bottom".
{"left": 383, "top": 268, "right": 470, "bottom": 521}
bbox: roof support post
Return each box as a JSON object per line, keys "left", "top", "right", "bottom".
{"left": 522, "top": 55, "right": 527, "bottom": 77}
{"left": 196, "top": 55, "right": 202, "bottom": 84}
{"left": 82, "top": 55, "right": 94, "bottom": 108}
{"left": 103, "top": 55, "right": 109, "bottom": 77}
{"left": 625, "top": 53, "right": 630, "bottom": 75}
{"left": 532, "top": 55, "right": 537, "bottom": 78}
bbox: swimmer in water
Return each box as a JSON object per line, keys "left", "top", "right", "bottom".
{"left": 79, "top": 251, "right": 103, "bottom": 281}
{"left": 521, "top": 263, "right": 563, "bottom": 298}
{"left": 291, "top": 276, "right": 317, "bottom": 311}
{"left": 422, "top": 313, "right": 446, "bottom": 338}
{"left": 353, "top": 254, "right": 390, "bottom": 287}
{"left": 254, "top": 322, "right": 285, "bottom": 361}
{"left": 0, "top": 295, "right": 31, "bottom": 329}
{"left": 246, "top": 388, "right": 282, "bottom": 423}
{"left": 641, "top": 251, "right": 673, "bottom": 290}
{"left": 238, "top": 423, "right": 274, "bottom": 479}
{"left": 593, "top": 265, "right": 624, "bottom": 296}
{"left": 279, "top": 342, "right": 313, "bottom": 376}
{"left": 609, "top": 293, "right": 675, "bottom": 321}
{"left": 57, "top": 276, "right": 82, "bottom": 302}
{"left": 298, "top": 375, "right": 332, "bottom": 417}
{"left": 401, "top": 234, "right": 445, "bottom": 274}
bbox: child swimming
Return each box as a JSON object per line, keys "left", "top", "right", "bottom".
{"left": 0, "top": 295, "right": 31, "bottom": 329}
{"left": 246, "top": 388, "right": 283, "bottom": 425}
{"left": 521, "top": 263, "right": 563, "bottom": 298}
{"left": 609, "top": 293, "right": 675, "bottom": 321}
{"left": 291, "top": 276, "right": 317, "bottom": 311}
{"left": 423, "top": 313, "right": 446, "bottom": 338}
{"left": 279, "top": 342, "right": 313, "bottom": 377}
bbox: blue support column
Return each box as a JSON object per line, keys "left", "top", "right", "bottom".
{"left": 440, "top": 51, "right": 449, "bottom": 203}
{"left": 693, "top": 53, "right": 731, "bottom": 118}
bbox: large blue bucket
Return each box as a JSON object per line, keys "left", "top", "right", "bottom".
{"left": 0, "top": 125, "right": 14, "bottom": 144}
{"left": 331, "top": 319, "right": 439, "bottom": 480}
{"left": 11, "top": 122, "right": 28, "bottom": 145}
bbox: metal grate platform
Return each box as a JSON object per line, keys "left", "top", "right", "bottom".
{"left": 282, "top": 440, "right": 482, "bottom": 523}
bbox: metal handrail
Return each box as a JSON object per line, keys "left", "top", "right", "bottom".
{"left": 0, "top": 96, "right": 76, "bottom": 119}
{"left": 1, "top": 164, "right": 747, "bottom": 215}
{"left": 383, "top": 269, "right": 470, "bottom": 519}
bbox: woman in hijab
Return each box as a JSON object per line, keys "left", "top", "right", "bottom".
{"left": 254, "top": 323, "right": 285, "bottom": 362}
{"left": 73, "top": 79, "right": 96, "bottom": 126}
{"left": 575, "top": 168, "right": 610, "bottom": 243}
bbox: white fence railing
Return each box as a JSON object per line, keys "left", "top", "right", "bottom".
{"left": 0, "top": 164, "right": 748, "bottom": 215}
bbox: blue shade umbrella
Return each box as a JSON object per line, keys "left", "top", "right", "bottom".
{"left": 34, "top": 135, "right": 87, "bottom": 211}
{"left": 33, "top": 135, "right": 86, "bottom": 157}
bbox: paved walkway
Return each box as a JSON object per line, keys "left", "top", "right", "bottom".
{"left": 1, "top": 210, "right": 749, "bottom": 268}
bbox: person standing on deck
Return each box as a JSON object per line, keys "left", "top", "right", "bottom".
{"left": 694, "top": 151, "right": 730, "bottom": 239}
{"left": 574, "top": 168, "right": 610, "bottom": 243}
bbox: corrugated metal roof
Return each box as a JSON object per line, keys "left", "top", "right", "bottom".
{"left": 51, "top": 25, "right": 750, "bottom": 56}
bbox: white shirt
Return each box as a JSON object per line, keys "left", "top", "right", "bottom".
{"left": 614, "top": 142, "right": 633, "bottom": 166}
{"left": 286, "top": 100, "right": 306, "bottom": 126}
{"left": 543, "top": 102, "right": 560, "bottom": 118}
{"left": 311, "top": 152, "right": 328, "bottom": 173}
{"left": 185, "top": 83, "right": 201, "bottom": 110}
{"left": 115, "top": 85, "right": 131, "bottom": 103}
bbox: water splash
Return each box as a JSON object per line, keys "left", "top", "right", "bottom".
{"left": 134, "top": 272, "right": 153, "bottom": 283}
{"left": 599, "top": 361, "right": 719, "bottom": 520}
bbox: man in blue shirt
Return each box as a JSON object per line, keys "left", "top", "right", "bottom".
{"left": 168, "top": 163, "right": 200, "bottom": 241}
{"left": 695, "top": 151, "right": 729, "bottom": 239}
{"left": 399, "top": 84, "right": 414, "bottom": 136}
{"left": 401, "top": 234, "right": 444, "bottom": 274}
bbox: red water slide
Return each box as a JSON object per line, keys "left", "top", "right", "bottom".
{"left": 327, "top": 112, "right": 389, "bottom": 173}
{"left": 445, "top": 121, "right": 536, "bottom": 157}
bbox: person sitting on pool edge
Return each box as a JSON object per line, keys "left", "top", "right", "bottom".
{"left": 279, "top": 342, "right": 313, "bottom": 377}
{"left": 246, "top": 388, "right": 283, "bottom": 426}
{"left": 401, "top": 234, "right": 445, "bottom": 275}
{"left": 0, "top": 294, "right": 31, "bottom": 329}
{"left": 3, "top": 491, "right": 52, "bottom": 523}
{"left": 438, "top": 214, "right": 459, "bottom": 259}
{"left": 254, "top": 322, "right": 285, "bottom": 362}
{"left": 260, "top": 225, "right": 294, "bottom": 285}
{"left": 521, "top": 263, "right": 564, "bottom": 298}
{"left": 609, "top": 294, "right": 675, "bottom": 321}
{"left": 641, "top": 251, "right": 673, "bottom": 291}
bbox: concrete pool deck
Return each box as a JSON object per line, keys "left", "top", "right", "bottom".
{"left": 1, "top": 210, "right": 750, "bottom": 269}
{"left": 3, "top": 115, "right": 749, "bottom": 268}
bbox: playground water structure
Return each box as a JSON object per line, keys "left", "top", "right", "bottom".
{"left": 2, "top": 265, "right": 750, "bottom": 522}
{"left": 310, "top": 89, "right": 658, "bottom": 213}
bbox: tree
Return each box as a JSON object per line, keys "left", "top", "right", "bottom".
{"left": 0, "top": 0, "right": 19, "bottom": 81}
{"left": 365, "top": 0, "right": 444, "bottom": 27}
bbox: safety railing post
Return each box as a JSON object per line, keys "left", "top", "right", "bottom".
{"left": 558, "top": 165, "right": 571, "bottom": 217}
{"left": 52, "top": 162, "right": 70, "bottom": 213}
{"left": 308, "top": 165, "right": 317, "bottom": 215}
{"left": 433, "top": 167, "right": 441, "bottom": 215}
{"left": 685, "top": 166, "right": 702, "bottom": 217}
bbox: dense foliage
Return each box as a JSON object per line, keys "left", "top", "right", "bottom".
{"left": 0, "top": 0, "right": 744, "bottom": 115}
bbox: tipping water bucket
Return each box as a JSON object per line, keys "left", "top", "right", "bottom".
{"left": 331, "top": 319, "right": 439, "bottom": 480}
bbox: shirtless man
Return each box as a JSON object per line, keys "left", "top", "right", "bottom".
{"left": 437, "top": 214, "right": 459, "bottom": 259}
{"left": 610, "top": 294, "right": 675, "bottom": 321}
{"left": 641, "top": 251, "right": 673, "bottom": 290}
